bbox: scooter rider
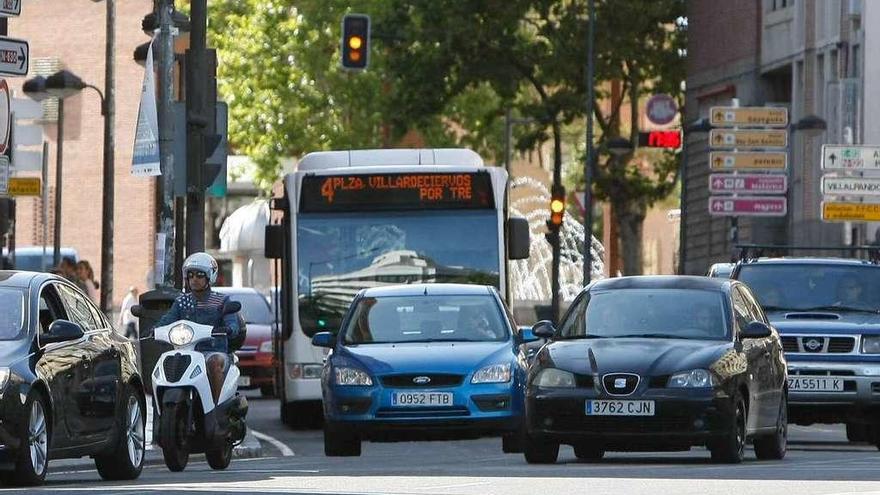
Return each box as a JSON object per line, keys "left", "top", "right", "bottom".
{"left": 156, "top": 253, "right": 242, "bottom": 403}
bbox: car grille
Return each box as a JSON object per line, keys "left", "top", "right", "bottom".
{"left": 381, "top": 374, "right": 463, "bottom": 388}
{"left": 828, "top": 337, "right": 855, "bottom": 353}
{"left": 163, "top": 353, "right": 191, "bottom": 383}
{"left": 781, "top": 335, "right": 856, "bottom": 354}
{"left": 555, "top": 416, "right": 695, "bottom": 433}
{"left": 375, "top": 406, "right": 470, "bottom": 418}
{"left": 781, "top": 337, "right": 798, "bottom": 353}
{"left": 602, "top": 373, "right": 640, "bottom": 396}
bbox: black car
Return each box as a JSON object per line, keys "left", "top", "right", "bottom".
{"left": 524, "top": 276, "right": 787, "bottom": 464}
{"left": 0, "top": 272, "right": 145, "bottom": 486}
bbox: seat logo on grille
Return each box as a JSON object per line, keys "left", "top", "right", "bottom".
{"left": 412, "top": 376, "right": 431, "bottom": 385}
{"left": 804, "top": 338, "right": 823, "bottom": 352}
{"left": 614, "top": 378, "right": 627, "bottom": 389}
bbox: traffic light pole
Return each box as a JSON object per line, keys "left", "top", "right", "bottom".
{"left": 185, "top": 0, "right": 208, "bottom": 255}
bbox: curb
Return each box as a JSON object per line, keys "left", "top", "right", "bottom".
{"left": 233, "top": 429, "right": 262, "bottom": 459}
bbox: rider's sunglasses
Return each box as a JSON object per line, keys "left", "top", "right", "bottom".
{"left": 187, "top": 271, "right": 208, "bottom": 280}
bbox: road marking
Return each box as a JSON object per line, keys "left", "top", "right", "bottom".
{"left": 250, "top": 429, "right": 295, "bottom": 456}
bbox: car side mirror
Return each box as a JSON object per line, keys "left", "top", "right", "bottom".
{"left": 42, "top": 320, "right": 85, "bottom": 345}
{"left": 741, "top": 321, "right": 772, "bottom": 339}
{"left": 532, "top": 320, "right": 556, "bottom": 339}
{"left": 312, "top": 331, "right": 335, "bottom": 348}
{"left": 223, "top": 301, "right": 242, "bottom": 315}
{"left": 130, "top": 304, "right": 144, "bottom": 318}
{"left": 518, "top": 326, "right": 540, "bottom": 343}
{"left": 507, "top": 217, "right": 530, "bottom": 260}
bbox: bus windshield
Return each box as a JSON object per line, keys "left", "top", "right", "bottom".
{"left": 297, "top": 210, "right": 500, "bottom": 336}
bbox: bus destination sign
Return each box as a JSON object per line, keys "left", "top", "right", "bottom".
{"left": 300, "top": 172, "right": 495, "bottom": 212}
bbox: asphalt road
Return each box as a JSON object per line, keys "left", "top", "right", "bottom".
{"left": 7, "top": 394, "right": 880, "bottom": 495}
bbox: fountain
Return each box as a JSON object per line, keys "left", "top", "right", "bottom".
{"left": 508, "top": 177, "right": 605, "bottom": 303}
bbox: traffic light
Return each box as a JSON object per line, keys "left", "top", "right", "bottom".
{"left": 341, "top": 14, "right": 370, "bottom": 70}
{"left": 548, "top": 185, "right": 566, "bottom": 230}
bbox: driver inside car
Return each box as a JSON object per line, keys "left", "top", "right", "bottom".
{"left": 156, "top": 253, "right": 244, "bottom": 402}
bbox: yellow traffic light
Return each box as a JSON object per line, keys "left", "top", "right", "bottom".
{"left": 348, "top": 35, "right": 363, "bottom": 50}
{"left": 550, "top": 198, "right": 564, "bottom": 214}
{"left": 341, "top": 14, "right": 370, "bottom": 70}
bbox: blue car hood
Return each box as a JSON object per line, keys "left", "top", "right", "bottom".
{"left": 542, "top": 338, "right": 734, "bottom": 377}
{"left": 336, "top": 341, "right": 512, "bottom": 375}
{"left": 769, "top": 310, "right": 880, "bottom": 335}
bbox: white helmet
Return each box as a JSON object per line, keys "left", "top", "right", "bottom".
{"left": 182, "top": 252, "right": 219, "bottom": 285}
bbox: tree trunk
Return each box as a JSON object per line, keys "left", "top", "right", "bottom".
{"left": 614, "top": 201, "right": 647, "bottom": 276}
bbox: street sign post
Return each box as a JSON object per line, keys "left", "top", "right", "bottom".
{"left": 709, "top": 106, "right": 789, "bottom": 127}
{"left": 0, "top": 36, "right": 27, "bottom": 77}
{"left": 8, "top": 177, "right": 40, "bottom": 196}
{"left": 709, "top": 174, "right": 787, "bottom": 194}
{"left": 708, "top": 196, "right": 787, "bottom": 217}
{"left": 822, "top": 176, "right": 880, "bottom": 197}
{"left": 709, "top": 151, "right": 788, "bottom": 171}
{"left": 822, "top": 201, "right": 880, "bottom": 222}
{"left": 709, "top": 129, "right": 788, "bottom": 149}
{"left": 821, "top": 144, "right": 880, "bottom": 170}
{"left": 0, "top": 0, "right": 21, "bottom": 17}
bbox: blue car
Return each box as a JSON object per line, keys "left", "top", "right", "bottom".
{"left": 312, "top": 283, "right": 535, "bottom": 456}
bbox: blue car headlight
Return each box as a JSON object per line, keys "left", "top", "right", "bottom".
{"left": 471, "top": 363, "right": 511, "bottom": 384}
{"left": 668, "top": 369, "right": 715, "bottom": 388}
{"left": 533, "top": 368, "right": 576, "bottom": 388}
{"left": 334, "top": 367, "right": 373, "bottom": 386}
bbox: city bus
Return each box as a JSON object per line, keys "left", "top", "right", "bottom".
{"left": 265, "top": 148, "right": 530, "bottom": 427}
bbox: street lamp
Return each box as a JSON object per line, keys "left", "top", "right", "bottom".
{"left": 23, "top": 75, "right": 67, "bottom": 270}
{"left": 679, "top": 118, "right": 712, "bottom": 274}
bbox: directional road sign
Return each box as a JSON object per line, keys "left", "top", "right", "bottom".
{"left": 822, "top": 201, "right": 880, "bottom": 222}
{"left": 0, "top": 37, "right": 27, "bottom": 76}
{"left": 709, "top": 129, "right": 788, "bottom": 149}
{"left": 709, "top": 151, "right": 788, "bottom": 171}
{"left": 8, "top": 177, "right": 40, "bottom": 196}
{"left": 709, "top": 174, "right": 787, "bottom": 194}
{"left": 822, "top": 176, "right": 880, "bottom": 197}
{"left": 708, "top": 196, "right": 787, "bottom": 217}
{"left": 0, "top": 0, "right": 21, "bottom": 17}
{"left": 821, "top": 144, "right": 880, "bottom": 170}
{"left": 710, "top": 106, "right": 789, "bottom": 128}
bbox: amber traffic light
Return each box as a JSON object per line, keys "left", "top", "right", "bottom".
{"left": 548, "top": 185, "right": 566, "bottom": 231}
{"left": 341, "top": 14, "right": 370, "bottom": 70}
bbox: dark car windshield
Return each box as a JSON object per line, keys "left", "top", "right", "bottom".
{"left": 343, "top": 294, "right": 509, "bottom": 344}
{"left": 0, "top": 288, "right": 24, "bottom": 340}
{"left": 738, "top": 264, "right": 880, "bottom": 312}
{"left": 223, "top": 292, "right": 274, "bottom": 325}
{"left": 561, "top": 288, "right": 729, "bottom": 340}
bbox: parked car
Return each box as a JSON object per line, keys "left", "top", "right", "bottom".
{"left": 524, "top": 276, "right": 787, "bottom": 464}
{"left": 1, "top": 247, "right": 78, "bottom": 272}
{"left": 0, "top": 271, "right": 145, "bottom": 485}
{"left": 706, "top": 262, "right": 734, "bottom": 278}
{"left": 312, "top": 283, "right": 537, "bottom": 456}
{"left": 731, "top": 255, "right": 880, "bottom": 445}
{"left": 214, "top": 287, "right": 277, "bottom": 397}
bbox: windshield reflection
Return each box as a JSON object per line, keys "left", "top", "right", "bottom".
{"left": 738, "top": 264, "right": 880, "bottom": 313}
{"left": 297, "top": 211, "right": 500, "bottom": 336}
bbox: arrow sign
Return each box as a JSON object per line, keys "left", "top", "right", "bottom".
{"left": 708, "top": 196, "right": 787, "bottom": 217}
{"left": 709, "top": 106, "right": 789, "bottom": 127}
{"left": 709, "top": 151, "right": 788, "bottom": 171}
{"left": 708, "top": 129, "right": 788, "bottom": 149}
{"left": 0, "top": 0, "right": 21, "bottom": 17}
{"left": 821, "top": 176, "right": 880, "bottom": 197}
{"left": 821, "top": 144, "right": 880, "bottom": 170}
{"left": 0, "top": 37, "right": 27, "bottom": 76}
{"left": 708, "top": 174, "right": 787, "bottom": 194}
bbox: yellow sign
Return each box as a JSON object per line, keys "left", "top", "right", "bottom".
{"left": 709, "top": 152, "right": 788, "bottom": 171}
{"left": 821, "top": 202, "right": 880, "bottom": 222}
{"left": 709, "top": 129, "right": 787, "bottom": 149}
{"left": 8, "top": 177, "right": 40, "bottom": 196}
{"left": 710, "top": 106, "right": 789, "bottom": 127}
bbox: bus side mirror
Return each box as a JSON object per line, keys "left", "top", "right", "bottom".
{"left": 265, "top": 224, "right": 284, "bottom": 259}
{"left": 507, "top": 217, "right": 530, "bottom": 260}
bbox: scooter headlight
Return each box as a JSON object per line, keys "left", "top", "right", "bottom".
{"left": 169, "top": 324, "right": 194, "bottom": 346}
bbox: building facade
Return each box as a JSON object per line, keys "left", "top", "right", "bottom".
{"left": 684, "top": 0, "right": 870, "bottom": 274}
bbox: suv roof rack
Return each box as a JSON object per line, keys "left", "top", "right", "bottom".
{"left": 734, "top": 244, "right": 880, "bottom": 264}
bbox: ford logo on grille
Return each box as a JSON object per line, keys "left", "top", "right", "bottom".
{"left": 412, "top": 376, "right": 431, "bottom": 385}
{"left": 804, "top": 338, "right": 823, "bottom": 352}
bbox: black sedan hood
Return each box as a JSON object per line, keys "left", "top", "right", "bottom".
{"left": 540, "top": 338, "right": 735, "bottom": 377}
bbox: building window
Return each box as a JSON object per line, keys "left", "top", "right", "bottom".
{"left": 851, "top": 44, "right": 861, "bottom": 78}
{"left": 771, "top": 0, "right": 793, "bottom": 11}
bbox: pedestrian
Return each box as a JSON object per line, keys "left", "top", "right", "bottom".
{"left": 58, "top": 256, "right": 89, "bottom": 293}
{"left": 76, "top": 260, "right": 100, "bottom": 304}
{"left": 120, "top": 286, "right": 139, "bottom": 339}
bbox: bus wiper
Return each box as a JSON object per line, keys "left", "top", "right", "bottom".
{"left": 614, "top": 333, "right": 690, "bottom": 339}
{"left": 795, "top": 305, "right": 880, "bottom": 314}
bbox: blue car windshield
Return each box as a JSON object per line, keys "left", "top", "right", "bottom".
{"left": 738, "top": 264, "right": 880, "bottom": 312}
{"left": 562, "top": 289, "right": 730, "bottom": 340}
{"left": 297, "top": 210, "right": 500, "bottom": 336}
{"left": 0, "top": 288, "right": 24, "bottom": 340}
{"left": 343, "top": 294, "right": 509, "bottom": 344}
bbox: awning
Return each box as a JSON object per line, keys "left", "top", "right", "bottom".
{"left": 219, "top": 200, "right": 270, "bottom": 253}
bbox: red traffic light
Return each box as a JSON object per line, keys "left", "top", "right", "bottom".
{"left": 638, "top": 130, "right": 682, "bottom": 149}
{"left": 341, "top": 14, "right": 370, "bottom": 70}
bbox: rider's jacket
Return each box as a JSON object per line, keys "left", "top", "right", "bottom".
{"left": 156, "top": 291, "right": 241, "bottom": 352}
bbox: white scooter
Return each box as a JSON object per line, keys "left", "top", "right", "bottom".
{"left": 147, "top": 302, "right": 248, "bottom": 472}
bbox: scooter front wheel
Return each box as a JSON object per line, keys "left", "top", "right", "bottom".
{"left": 160, "top": 403, "right": 190, "bottom": 472}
